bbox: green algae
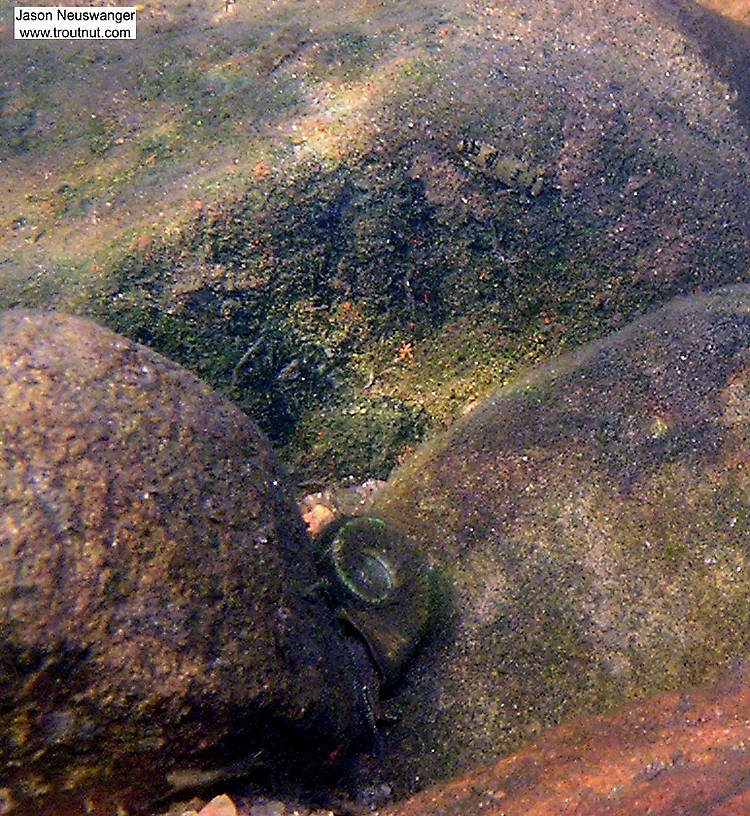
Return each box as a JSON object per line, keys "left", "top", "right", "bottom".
{"left": 85, "top": 143, "right": 677, "bottom": 484}
{"left": 1, "top": 0, "right": 749, "bottom": 489}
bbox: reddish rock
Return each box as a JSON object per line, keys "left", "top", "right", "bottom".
{"left": 198, "top": 795, "right": 238, "bottom": 816}
{"left": 378, "top": 660, "right": 750, "bottom": 816}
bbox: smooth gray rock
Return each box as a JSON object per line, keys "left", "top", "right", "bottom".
{"left": 370, "top": 286, "right": 750, "bottom": 793}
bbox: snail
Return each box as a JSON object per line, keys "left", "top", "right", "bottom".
{"left": 314, "top": 516, "right": 433, "bottom": 691}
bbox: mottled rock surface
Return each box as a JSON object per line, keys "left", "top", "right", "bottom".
{"left": 377, "top": 658, "right": 750, "bottom": 816}
{"left": 5, "top": 0, "right": 748, "bottom": 486}
{"left": 0, "top": 311, "right": 365, "bottom": 815}
{"left": 369, "top": 286, "right": 750, "bottom": 793}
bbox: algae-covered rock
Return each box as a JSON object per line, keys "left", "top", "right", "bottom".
{"left": 369, "top": 285, "right": 750, "bottom": 792}
{"left": 0, "top": 310, "right": 366, "bottom": 815}
{"left": 37, "top": 0, "right": 747, "bottom": 485}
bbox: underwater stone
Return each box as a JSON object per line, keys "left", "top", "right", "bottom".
{"left": 370, "top": 285, "right": 750, "bottom": 792}
{"left": 0, "top": 310, "right": 366, "bottom": 815}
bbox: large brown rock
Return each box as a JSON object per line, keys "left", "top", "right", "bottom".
{"left": 0, "top": 311, "right": 365, "bottom": 815}
{"left": 368, "top": 285, "right": 750, "bottom": 793}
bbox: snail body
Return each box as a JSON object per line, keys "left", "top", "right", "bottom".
{"left": 315, "top": 516, "right": 432, "bottom": 689}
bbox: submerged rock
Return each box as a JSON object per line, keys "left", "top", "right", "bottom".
{"left": 370, "top": 285, "right": 750, "bottom": 792}
{"left": 56, "top": 0, "right": 750, "bottom": 485}
{"left": 378, "top": 658, "right": 750, "bottom": 816}
{"left": 0, "top": 310, "right": 367, "bottom": 814}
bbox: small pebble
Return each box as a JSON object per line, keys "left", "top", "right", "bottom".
{"left": 248, "top": 800, "right": 286, "bottom": 816}
{"left": 301, "top": 502, "right": 336, "bottom": 535}
{"left": 198, "top": 794, "right": 238, "bottom": 816}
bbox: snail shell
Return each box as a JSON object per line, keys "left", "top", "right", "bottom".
{"left": 315, "top": 516, "right": 432, "bottom": 688}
